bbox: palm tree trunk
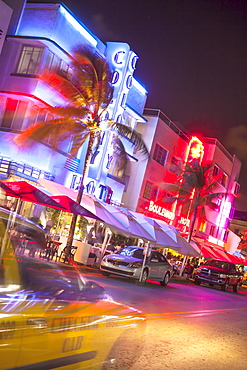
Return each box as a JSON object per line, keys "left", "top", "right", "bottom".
{"left": 187, "top": 206, "right": 198, "bottom": 243}
{"left": 66, "top": 132, "right": 95, "bottom": 247}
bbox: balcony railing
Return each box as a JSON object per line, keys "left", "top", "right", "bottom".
{"left": 0, "top": 157, "right": 54, "bottom": 182}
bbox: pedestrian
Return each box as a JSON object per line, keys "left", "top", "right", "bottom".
{"left": 87, "top": 227, "right": 96, "bottom": 245}
{"left": 106, "top": 241, "right": 117, "bottom": 253}
{"left": 117, "top": 243, "right": 125, "bottom": 253}
{"left": 184, "top": 260, "right": 194, "bottom": 280}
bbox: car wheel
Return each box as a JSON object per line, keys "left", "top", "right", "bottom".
{"left": 221, "top": 279, "right": 229, "bottom": 291}
{"left": 140, "top": 269, "right": 148, "bottom": 284}
{"left": 194, "top": 279, "right": 201, "bottom": 285}
{"left": 101, "top": 271, "right": 110, "bottom": 277}
{"left": 160, "top": 272, "right": 170, "bottom": 286}
{"left": 233, "top": 280, "right": 240, "bottom": 293}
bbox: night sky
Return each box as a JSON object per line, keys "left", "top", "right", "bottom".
{"left": 32, "top": 0, "right": 247, "bottom": 209}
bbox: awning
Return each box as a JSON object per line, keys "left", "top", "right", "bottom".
{"left": 51, "top": 195, "right": 101, "bottom": 220}
{"left": 196, "top": 242, "right": 247, "bottom": 265}
{"left": 197, "top": 244, "right": 219, "bottom": 259}
{"left": 170, "top": 236, "right": 201, "bottom": 257}
{"left": 0, "top": 180, "right": 66, "bottom": 210}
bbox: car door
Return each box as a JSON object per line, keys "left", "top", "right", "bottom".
{"left": 148, "top": 252, "right": 161, "bottom": 279}
{"left": 156, "top": 252, "right": 170, "bottom": 279}
{"left": 15, "top": 298, "right": 99, "bottom": 370}
{"left": 0, "top": 294, "right": 23, "bottom": 369}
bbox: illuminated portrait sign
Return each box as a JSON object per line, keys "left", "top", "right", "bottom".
{"left": 186, "top": 136, "right": 204, "bottom": 164}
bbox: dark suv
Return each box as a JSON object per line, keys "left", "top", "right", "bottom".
{"left": 194, "top": 259, "right": 244, "bottom": 292}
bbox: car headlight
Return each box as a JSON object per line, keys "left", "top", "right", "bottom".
{"left": 129, "top": 262, "right": 142, "bottom": 268}
{"left": 219, "top": 274, "right": 227, "bottom": 278}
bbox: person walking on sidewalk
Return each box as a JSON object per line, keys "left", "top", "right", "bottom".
{"left": 184, "top": 260, "right": 194, "bottom": 280}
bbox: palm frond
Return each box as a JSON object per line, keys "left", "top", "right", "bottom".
{"left": 42, "top": 70, "right": 89, "bottom": 107}
{"left": 110, "top": 122, "right": 149, "bottom": 157}
{"left": 111, "top": 135, "right": 128, "bottom": 171}
{"left": 45, "top": 106, "right": 90, "bottom": 118}
{"left": 69, "top": 130, "right": 90, "bottom": 157}
{"left": 14, "top": 117, "right": 90, "bottom": 150}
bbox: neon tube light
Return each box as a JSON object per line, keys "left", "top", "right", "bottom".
{"left": 59, "top": 6, "right": 97, "bottom": 47}
{"left": 132, "top": 79, "right": 147, "bottom": 95}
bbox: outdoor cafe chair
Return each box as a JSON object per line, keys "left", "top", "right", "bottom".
{"left": 58, "top": 246, "right": 78, "bottom": 264}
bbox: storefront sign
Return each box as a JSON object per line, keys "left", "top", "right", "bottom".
{"left": 148, "top": 201, "right": 175, "bottom": 221}
{"left": 178, "top": 217, "right": 190, "bottom": 227}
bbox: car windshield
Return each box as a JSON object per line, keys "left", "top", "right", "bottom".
{"left": 119, "top": 247, "right": 144, "bottom": 260}
{"left": 207, "top": 260, "right": 230, "bottom": 270}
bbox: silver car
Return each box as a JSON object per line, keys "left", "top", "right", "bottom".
{"left": 100, "top": 246, "right": 173, "bottom": 286}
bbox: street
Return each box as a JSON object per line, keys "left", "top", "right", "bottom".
{"left": 82, "top": 268, "right": 247, "bottom": 370}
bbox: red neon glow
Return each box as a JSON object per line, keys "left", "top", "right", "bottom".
{"left": 186, "top": 136, "right": 204, "bottom": 163}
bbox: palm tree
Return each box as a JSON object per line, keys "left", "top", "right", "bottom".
{"left": 14, "top": 46, "right": 148, "bottom": 246}
{"left": 162, "top": 161, "right": 225, "bottom": 242}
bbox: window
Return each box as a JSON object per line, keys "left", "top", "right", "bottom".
{"left": 199, "top": 220, "right": 207, "bottom": 232}
{"left": 143, "top": 181, "right": 158, "bottom": 200}
{"left": 170, "top": 156, "right": 182, "bottom": 173}
{"left": 213, "top": 165, "right": 219, "bottom": 176}
{"left": 1, "top": 98, "right": 28, "bottom": 130}
{"left": 213, "top": 164, "right": 228, "bottom": 187}
{"left": 46, "top": 50, "right": 70, "bottom": 72}
{"left": 209, "top": 225, "right": 215, "bottom": 236}
{"left": 108, "top": 155, "right": 124, "bottom": 179}
{"left": 16, "top": 46, "right": 43, "bottom": 75}
{"left": 208, "top": 260, "right": 230, "bottom": 270}
{"left": 223, "top": 230, "right": 229, "bottom": 242}
{"left": 157, "top": 253, "right": 168, "bottom": 263}
{"left": 234, "top": 182, "right": 240, "bottom": 195}
{"left": 150, "top": 252, "right": 160, "bottom": 261}
{"left": 26, "top": 105, "right": 54, "bottom": 145}
{"left": 153, "top": 143, "right": 168, "bottom": 166}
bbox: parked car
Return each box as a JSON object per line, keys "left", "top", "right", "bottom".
{"left": 194, "top": 259, "right": 244, "bottom": 292}
{"left": 0, "top": 208, "right": 145, "bottom": 369}
{"left": 100, "top": 246, "right": 173, "bottom": 286}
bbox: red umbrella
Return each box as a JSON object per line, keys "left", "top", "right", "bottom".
{"left": 0, "top": 180, "right": 66, "bottom": 210}
{"left": 51, "top": 195, "right": 101, "bottom": 220}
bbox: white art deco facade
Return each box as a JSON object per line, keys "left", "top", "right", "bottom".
{"left": 0, "top": 0, "right": 147, "bottom": 204}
